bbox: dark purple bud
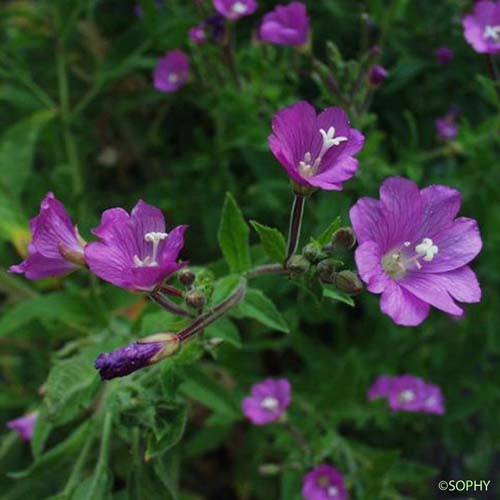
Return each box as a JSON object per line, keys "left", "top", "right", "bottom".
{"left": 317, "top": 258, "right": 337, "bottom": 284}
{"left": 369, "top": 65, "right": 389, "bottom": 86}
{"left": 179, "top": 268, "right": 196, "bottom": 287}
{"left": 335, "top": 270, "right": 363, "bottom": 295}
{"left": 435, "top": 46, "right": 454, "bottom": 66}
{"left": 185, "top": 289, "right": 207, "bottom": 309}
{"left": 286, "top": 255, "right": 310, "bottom": 275}
{"left": 331, "top": 227, "right": 356, "bottom": 251}
{"left": 95, "top": 333, "right": 179, "bottom": 380}
{"left": 303, "top": 242, "right": 325, "bottom": 263}
{"left": 369, "top": 45, "right": 381, "bottom": 58}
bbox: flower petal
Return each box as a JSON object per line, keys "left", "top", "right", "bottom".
{"left": 350, "top": 197, "right": 391, "bottom": 247}
{"left": 355, "top": 241, "right": 390, "bottom": 293}
{"left": 380, "top": 280, "right": 430, "bottom": 326}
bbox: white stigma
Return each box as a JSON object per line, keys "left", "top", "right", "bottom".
{"left": 415, "top": 237, "right": 439, "bottom": 262}
{"left": 399, "top": 389, "right": 415, "bottom": 403}
{"left": 133, "top": 231, "right": 168, "bottom": 268}
{"left": 168, "top": 73, "right": 179, "bottom": 83}
{"left": 327, "top": 486, "right": 339, "bottom": 497}
{"left": 484, "top": 25, "right": 500, "bottom": 41}
{"left": 232, "top": 1, "right": 247, "bottom": 14}
{"left": 260, "top": 396, "right": 279, "bottom": 410}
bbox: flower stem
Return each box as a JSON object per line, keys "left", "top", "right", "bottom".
{"left": 221, "top": 22, "right": 242, "bottom": 88}
{"left": 283, "top": 420, "right": 311, "bottom": 458}
{"left": 150, "top": 291, "right": 195, "bottom": 319}
{"left": 486, "top": 54, "right": 500, "bottom": 98}
{"left": 247, "top": 263, "right": 290, "bottom": 279}
{"left": 286, "top": 195, "right": 306, "bottom": 264}
{"left": 159, "top": 284, "right": 184, "bottom": 298}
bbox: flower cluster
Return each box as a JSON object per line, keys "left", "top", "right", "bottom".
{"left": 368, "top": 374, "right": 445, "bottom": 415}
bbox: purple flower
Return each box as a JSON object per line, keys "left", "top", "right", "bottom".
{"left": 269, "top": 101, "right": 364, "bottom": 192}
{"left": 10, "top": 193, "right": 85, "bottom": 280}
{"left": 367, "top": 375, "right": 392, "bottom": 401}
{"left": 189, "top": 24, "right": 206, "bottom": 44}
{"left": 153, "top": 50, "right": 190, "bottom": 93}
{"left": 7, "top": 413, "right": 37, "bottom": 441}
{"left": 421, "top": 383, "right": 445, "bottom": 415}
{"left": 435, "top": 114, "right": 458, "bottom": 141}
{"left": 368, "top": 65, "right": 389, "bottom": 86}
{"left": 95, "top": 334, "right": 180, "bottom": 380}
{"left": 84, "top": 200, "right": 188, "bottom": 292}
{"left": 241, "top": 378, "right": 291, "bottom": 425}
{"left": 302, "top": 464, "right": 347, "bottom": 500}
{"left": 435, "top": 46, "right": 454, "bottom": 65}
{"left": 259, "top": 2, "right": 309, "bottom": 47}
{"left": 462, "top": 1, "right": 500, "bottom": 54}
{"left": 350, "top": 177, "right": 482, "bottom": 326}
{"left": 213, "top": 0, "right": 257, "bottom": 20}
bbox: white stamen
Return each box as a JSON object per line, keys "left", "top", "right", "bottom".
{"left": 133, "top": 232, "right": 168, "bottom": 268}
{"left": 260, "top": 396, "right": 279, "bottom": 410}
{"left": 327, "top": 486, "right": 339, "bottom": 498}
{"left": 232, "top": 1, "right": 247, "bottom": 14}
{"left": 415, "top": 237, "right": 439, "bottom": 262}
{"left": 399, "top": 389, "right": 415, "bottom": 403}
{"left": 484, "top": 25, "right": 500, "bottom": 41}
{"left": 404, "top": 241, "right": 411, "bottom": 247}
{"left": 319, "top": 127, "right": 348, "bottom": 152}
{"left": 168, "top": 73, "right": 179, "bottom": 83}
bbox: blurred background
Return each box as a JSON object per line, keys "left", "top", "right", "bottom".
{"left": 0, "top": 0, "right": 499, "bottom": 498}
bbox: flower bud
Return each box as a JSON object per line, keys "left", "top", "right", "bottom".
{"left": 316, "top": 258, "right": 337, "bottom": 284}
{"left": 369, "top": 65, "right": 389, "bottom": 86}
{"left": 303, "top": 242, "right": 326, "bottom": 263}
{"left": 335, "top": 270, "right": 363, "bottom": 295}
{"left": 259, "top": 464, "right": 281, "bottom": 476}
{"left": 286, "top": 255, "right": 310, "bottom": 275}
{"left": 185, "top": 289, "right": 207, "bottom": 309}
{"left": 331, "top": 227, "right": 356, "bottom": 251}
{"left": 179, "top": 268, "right": 196, "bottom": 287}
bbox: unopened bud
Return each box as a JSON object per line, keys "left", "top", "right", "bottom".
{"left": 259, "top": 464, "right": 281, "bottom": 476}
{"left": 286, "top": 255, "right": 310, "bottom": 275}
{"left": 369, "top": 65, "right": 389, "bottom": 86}
{"left": 303, "top": 242, "right": 325, "bottom": 263}
{"left": 143, "top": 333, "right": 180, "bottom": 361}
{"left": 179, "top": 268, "right": 196, "bottom": 287}
{"left": 185, "top": 289, "right": 207, "bottom": 309}
{"left": 317, "top": 258, "right": 337, "bottom": 284}
{"left": 335, "top": 271, "right": 363, "bottom": 295}
{"left": 331, "top": 227, "right": 356, "bottom": 251}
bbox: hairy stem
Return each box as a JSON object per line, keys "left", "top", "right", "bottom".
{"left": 150, "top": 291, "right": 195, "bottom": 319}
{"left": 247, "top": 263, "right": 290, "bottom": 279}
{"left": 286, "top": 195, "right": 306, "bottom": 263}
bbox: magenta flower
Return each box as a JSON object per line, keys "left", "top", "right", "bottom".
{"left": 241, "top": 378, "right": 291, "bottom": 425}
{"left": 213, "top": 0, "right": 257, "bottom": 20}
{"left": 302, "top": 464, "right": 347, "bottom": 500}
{"left": 462, "top": 1, "right": 500, "bottom": 54}
{"left": 367, "top": 375, "right": 392, "bottom": 401}
{"left": 350, "top": 177, "right": 482, "bottom": 326}
{"left": 435, "top": 114, "right": 458, "bottom": 141}
{"left": 189, "top": 24, "right": 206, "bottom": 44}
{"left": 153, "top": 50, "right": 190, "bottom": 93}
{"left": 10, "top": 193, "right": 85, "bottom": 280}
{"left": 368, "top": 65, "right": 389, "bottom": 86}
{"left": 435, "top": 46, "right": 454, "bottom": 65}
{"left": 259, "top": 2, "right": 309, "bottom": 47}
{"left": 7, "top": 413, "right": 37, "bottom": 441}
{"left": 269, "top": 101, "right": 364, "bottom": 192}
{"left": 84, "top": 200, "right": 187, "bottom": 292}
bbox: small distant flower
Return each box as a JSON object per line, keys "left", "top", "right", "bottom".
{"left": 368, "top": 375, "right": 445, "bottom": 415}
{"left": 350, "top": 177, "right": 482, "bottom": 326}
{"left": 189, "top": 24, "right": 206, "bottom": 44}
{"left": 84, "top": 200, "right": 187, "bottom": 292}
{"left": 435, "top": 114, "right": 458, "bottom": 141}
{"left": 10, "top": 193, "right": 85, "bottom": 280}
{"left": 7, "top": 413, "right": 37, "bottom": 441}
{"left": 153, "top": 50, "right": 190, "bottom": 93}
{"left": 269, "top": 101, "right": 364, "bottom": 192}
{"left": 241, "top": 378, "right": 291, "bottom": 425}
{"left": 302, "top": 464, "right": 348, "bottom": 500}
{"left": 95, "top": 334, "right": 180, "bottom": 380}
{"left": 367, "top": 375, "right": 392, "bottom": 401}
{"left": 213, "top": 0, "right": 258, "bottom": 20}
{"left": 435, "top": 46, "right": 454, "bottom": 65}
{"left": 134, "top": 0, "right": 165, "bottom": 18}
{"left": 369, "top": 65, "right": 389, "bottom": 86}
{"left": 462, "top": 1, "right": 500, "bottom": 54}
{"left": 259, "top": 2, "right": 309, "bottom": 47}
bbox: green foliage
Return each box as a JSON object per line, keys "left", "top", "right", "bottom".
{"left": 250, "top": 220, "right": 287, "bottom": 263}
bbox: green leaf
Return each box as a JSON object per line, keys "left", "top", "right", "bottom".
{"left": 0, "top": 109, "right": 55, "bottom": 197}
{"left": 250, "top": 220, "right": 287, "bottom": 262}
{"left": 314, "top": 216, "right": 341, "bottom": 246}
{"left": 236, "top": 288, "right": 289, "bottom": 333}
{"left": 140, "top": 310, "right": 189, "bottom": 336}
{"left": 211, "top": 274, "right": 241, "bottom": 305}
{"left": 205, "top": 316, "right": 242, "bottom": 348}
{"left": 217, "top": 192, "right": 251, "bottom": 273}
{"left": 31, "top": 406, "right": 53, "bottom": 460}
{"left": 322, "top": 285, "right": 355, "bottom": 307}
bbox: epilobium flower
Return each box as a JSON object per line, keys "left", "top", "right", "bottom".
{"left": 350, "top": 177, "right": 482, "bottom": 326}
{"left": 462, "top": 1, "right": 500, "bottom": 54}
{"left": 10, "top": 193, "right": 85, "bottom": 280}
{"left": 368, "top": 375, "right": 445, "bottom": 415}
{"left": 269, "top": 101, "right": 364, "bottom": 192}
{"left": 435, "top": 45, "right": 454, "bottom": 65}
{"left": 213, "top": 0, "right": 257, "bottom": 20}
{"left": 189, "top": 24, "right": 206, "bottom": 44}
{"left": 435, "top": 113, "right": 458, "bottom": 141}
{"left": 84, "top": 200, "right": 187, "bottom": 292}
{"left": 241, "top": 378, "right": 291, "bottom": 425}
{"left": 302, "top": 464, "right": 347, "bottom": 500}
{"left": 95, "top": 333, "right": 180, "bottom": 380}
{"left": 7, "top": 413, "right": 37, "bottom": 441}
{"left": 259, "top": 2, "right": 309, "bottom": 47}
{"left": 368, "top": 65, "right": 389, "bottom": 86}
{"left": 153, "top": 50, "right": 190, "bottom": 93}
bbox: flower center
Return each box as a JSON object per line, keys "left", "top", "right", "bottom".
{"left": 382, "top": 238, "right": 439, "bottom": 279}
{"left": 298, "top": 127, "right": 348, "bottom": 178}
{"left": 484, "top": 25, "right": 500, "bottom": 42}
{"left": 399, "top": 389, "right": 415, "bottom": 403}
{"left": 260, "top": 396, "right": 279, "bottom": 410}
{"left": 327, "top": 486, "right": 339, "bottom": 498}
{"left": 232, "top": 1, "right": 247, "bottom": 14}
{"left": 133, "top": 231, "right": 168, "bottom": 268}
{"left": 168, "top": 73, "right": 179, "bottom": 84}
